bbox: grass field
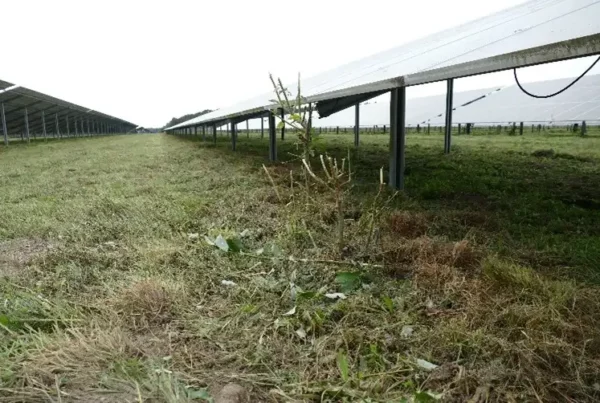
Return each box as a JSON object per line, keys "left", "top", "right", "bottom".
{"left": 1, "top": 131, "right": 599, "bottom": 402}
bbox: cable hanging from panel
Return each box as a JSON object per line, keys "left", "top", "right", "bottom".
{"left": 514, "top": 55, "right": 600, "bottom": 99}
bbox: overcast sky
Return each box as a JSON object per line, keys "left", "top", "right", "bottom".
{"left": 2, "top": 0, "right": 599, "bottom": 128}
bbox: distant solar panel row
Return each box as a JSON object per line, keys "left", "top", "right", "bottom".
{"left": 0, "top": 83, "right": 136, "bottom": 143}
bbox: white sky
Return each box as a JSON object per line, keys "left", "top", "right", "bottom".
{"left": 2, "top": 0, "right": 599, "bottom": 128}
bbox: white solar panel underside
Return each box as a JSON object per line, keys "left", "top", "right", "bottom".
{"left": 315, "top": 88, "right": 501, "bottom": 127}
{"left": 168, "top": 0, "right": 600, "bottom": 130}
{"left": 427, "top": 74, "right": 600, "bottom": 124}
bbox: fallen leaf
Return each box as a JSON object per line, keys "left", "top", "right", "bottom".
{"left": 416, "top": 358, "right": 439, "bottom": 371}
{"left": 215, "top": 235, "right": 229, "bottom": 252}
{"left": 283, "top": 306, "right": 296, "bottom": 316}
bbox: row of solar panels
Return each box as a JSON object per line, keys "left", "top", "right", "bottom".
{"left": 316, "top": 74, "right": 600, "bottom": 127}
{"left": 0, "top": 79, "right": 137, "bottom": 140}
{"left": 208, "top": 74, "right": 599, "bottom": 130}
{"left": 165, "top": 0, "right": 600, "bottom": 131}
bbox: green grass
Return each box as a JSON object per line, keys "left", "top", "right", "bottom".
{"left": 1, "top": 131, "right": 599, "bottom": 402}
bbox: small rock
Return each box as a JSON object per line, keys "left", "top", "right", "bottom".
{"left": 401, "top": 325, "right": 414, "bottom": 338}
{"left": 215, "top": 383, "right": 248, "bottom": 403}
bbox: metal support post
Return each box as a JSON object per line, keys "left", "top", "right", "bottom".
{"left": 231, "top": 122, "right": 237, "bottom": 150}
{"left": 42, "top": 111, "right": 47, "bottom": 140}
{"left": 213, "top": 124, "right": 217, "bottom": 144}
{"left": 389, "top": 87, "right": 406, "bottom": 190}
{"left": 582, "top": 120, "right": 587, "bottom": 135}
{"left": 269, "top": 112, "right": 277, "bottom": 161}
{"left": 66, "top": 116, "right": 70, "bottom": 137}
{"left": 246, "top": 120, "right": 249, "bottom": 138}
{"left": 24, "top": 108, "right": 30, "bottom": 143}
{"left": 55, "top": 113, "right": 60, "bottom": 138}
{"left": 444, "top": 79, "right": 454, "bottom": 154}
{"left": 1, "top": 103, "right": 8, "bottom": 146}
{"left": 202, "top": 125, "right": 206, "bottom": 141}
{"left": 354, "top": 103, "right": 360, "bottom": 147}
{"left": 280, "top": 109, "right": 285, "bottom": 140}
{"left": 261, "top": 118, "right": 264, "bottom": 139}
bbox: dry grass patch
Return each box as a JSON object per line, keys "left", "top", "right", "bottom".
{"left": 111, "top": 278, "right": 187, "bottom": 331}
{"left": 406, "top": 257, "right": 600, "bottom": 402}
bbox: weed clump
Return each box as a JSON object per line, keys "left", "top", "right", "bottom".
{"left": 112, "top": 278, "right": 186, "bottom": 330}
{"left": 531, "top": 148, "right": 555, "bottom": 157}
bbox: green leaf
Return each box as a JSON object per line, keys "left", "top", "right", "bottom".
{"left": 335, "top": 272, "right": 362, "bottom": 293}
{"left": 226, "top": 237, "right": 243, "bottom": 252}
{"left": 382, "top": 296, "right": 394, "bottom": 313}
{"left": 277, "top": 121, "right": 285, "bottom": 130}
{"left": 290, "top": 114, "right": 302, "bottom": 123}
{"left": 414, "top": 391, "right": 443, "bottom": 402}
{"left": 297, "top": 291, "right": 318, "bottom": 301}
{"left": 186, "top": 387, "right": 212, "bottom": 400}
{"left": 337, "top": 351, "right": 350, "bottom": 382}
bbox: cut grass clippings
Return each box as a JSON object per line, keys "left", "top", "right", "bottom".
{"left": 1, "top": 131, "right": 599, "bottom": 402}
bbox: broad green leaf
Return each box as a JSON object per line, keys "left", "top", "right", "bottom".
{"left": 226, "top": 237, "right": 243, "bottom": 252}
{"left": 186, "top": 387, "right": 212, "bottom": 400}
{"left": 335, "top": 272, "right": 362, "bottom": 293}
{"left": 414, "top": 391, "right": 443, "bottom": 402}
{"left": 382, "top": 296, "right": 394, "bottom": 313}
{"left": 277, "top": 121, "right": 285, "bottom": 130}
{"left": 290, "top": 114, "right": 302, "bottom": 123}
{"left": 337, "top": 351, "right": 350, "bottom": 382}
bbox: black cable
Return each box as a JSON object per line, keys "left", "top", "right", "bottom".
{"left": 514, "top": 55, "right": 600, "bottom": 99}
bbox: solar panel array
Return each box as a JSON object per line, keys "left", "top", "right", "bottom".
{"left": 428, "top": 74, "right": 600, "bottom": 125}
{"left": 315, "top": 87, "right": 501, "bottom": 127}
{"left": 1, "top": 83, "right": 136, "bottom": 142}
{"left": 0, "top": 80, "right": 14, "bottom": 91}
{"left": 166, "top": 0, "right": 600, "bottom": 131}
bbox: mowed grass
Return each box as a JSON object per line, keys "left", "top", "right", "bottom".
{"left": 0, "top": 131, "right": 599, "bottom": 402}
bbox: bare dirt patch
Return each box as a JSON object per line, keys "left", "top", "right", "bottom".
{"left": 0, "top": 238, "right": 51, "bottom": 278}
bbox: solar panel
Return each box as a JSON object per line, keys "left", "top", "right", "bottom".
{"left": 427, "top": 74, "right": 600, "bottom": 125}
{"left": 0, "top": 80, "right": 14, "bottom": 91}
{"left": 167, "top": 0, "right": 600, "bottom": 130}
{"left": 312, "top": 87, "right": 501, "bottom": 127}
{"left": 0, "top": 85, "right": 136, "bottom": 137}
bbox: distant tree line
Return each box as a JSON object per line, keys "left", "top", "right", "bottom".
{"left": 163, "top": 109, "right": 212, "bottom": 129}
